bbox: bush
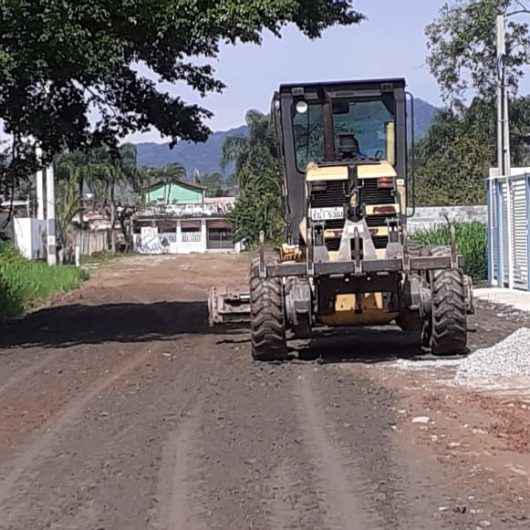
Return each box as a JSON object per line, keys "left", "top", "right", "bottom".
{"left": 411, "top": 221, "right": 487, "bottom": 282}
{"left": 0, "top": 244, "right": 89, "bottom": 318}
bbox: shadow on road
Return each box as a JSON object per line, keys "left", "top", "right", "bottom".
{"left": 293, "top": 327, "right": 429, "bottom": 364}
{"left": 219, "top": 326, "right": 438, "bottom": 365}
{"left": 1, "top": 299, "right": 458, "bottom": 366}
{"left": 0, "top": 300, "right": 244, "bottom": 350}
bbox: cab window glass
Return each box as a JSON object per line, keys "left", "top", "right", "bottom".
{"left": 293, "top": 103, "right": 324, "bottom": 172}
{"left": 333, "top": 99, "right": 395, "bottom": 162}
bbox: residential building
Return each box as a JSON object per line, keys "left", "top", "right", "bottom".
{"left": 133, "top": 179, "right": 239, "bottom": 254}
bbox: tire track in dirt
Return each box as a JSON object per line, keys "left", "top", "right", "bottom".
{"left": 266, "top": 456, "right": 327, "bottom": 530}
{"left": 0, "top": 254, "right": 215, "bottom": 520}
{"left": 295, "top": 369, "right": 379, "bottom": 530}
{"left": 266, "top": 460, "right": 299, "bottom": 529}
{"left": 0, "top": 343, "right": 156, "bottom": 509}
{"left": 0, "top": 350, "right": 63, "bottom": 397}
{"left": 152, "top": 404, "right": 205, "bottom": 530}
{"left": 0, "top": 333, "right": 214, "bottom": 530}
{"left": 0, "top": 256, "right": 244, "bottom": 529}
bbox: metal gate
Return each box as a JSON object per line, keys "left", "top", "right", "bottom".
{"left": 207, "top": 227, "right": 234, "bottom": 250}
{"left": 488, "top": 171, "right": 530, "bottom": 290}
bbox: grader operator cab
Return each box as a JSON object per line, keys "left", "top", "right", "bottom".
{"left": 209, "top": 78, "right": 473, "bottom": 361}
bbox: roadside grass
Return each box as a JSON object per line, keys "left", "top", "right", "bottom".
{"left": 80, "top": 250, "right": 134, "bottom": 267}
{"left": 412, "top": 221, "right": 487, "bottom": 282}
{"left": 0, "top": 243, "right": 89, "bottom": 318}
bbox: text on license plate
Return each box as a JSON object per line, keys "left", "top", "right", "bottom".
{"left": 310, "top": 207, "right": 344, "bottom": 221}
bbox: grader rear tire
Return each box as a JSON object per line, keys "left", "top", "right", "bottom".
{"left": 427, "top": 269, "right": 468, "bottom": 356}
{"left": 250, "top": 262, "right": 287, "bottom": 361}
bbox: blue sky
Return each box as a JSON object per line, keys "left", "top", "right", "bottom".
{"left": 2, "top": 1, "right": 528, "bottom": 145}
{"left": 127, "top": 1, "right": 446, "bottom": 143}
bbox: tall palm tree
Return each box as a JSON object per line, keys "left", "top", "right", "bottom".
{"left": 221, "top": 110, "right": 275, "bottom": 180}
{"left": 55, "top": 169, "right": 82, "bottom": 251}
{"left": 222, "top": 110, "right": 283, "bottom": 244}
{"left": 55, "top": 144, "right": 141, "bottom": 253}
{"left": 140, "top": 162, "right": 187, "bottom": 188}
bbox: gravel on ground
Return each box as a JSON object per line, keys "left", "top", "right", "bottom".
{"left": 456, "top": 327, "right": 530, "bottom": 381}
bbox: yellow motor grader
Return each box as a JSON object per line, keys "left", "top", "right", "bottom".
{"left": 209, "top": 78, "right": 473, "bottom": 361}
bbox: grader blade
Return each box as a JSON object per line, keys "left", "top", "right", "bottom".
{"left": 208, "top": 287, "right": 251, "bottom": 326}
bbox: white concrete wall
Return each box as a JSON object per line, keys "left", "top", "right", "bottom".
{"left": 135, "top": 221, "right": 208, "bottom": 254}
{"left": 408, "top": 205, "right": 487, "bottom": 233}
{"left": 175, "top": 241, "right": 206, "bottom": 254}
{"left": 14, "top": 218, "right": 46, "bottom": 259}
{"left": 134, "top": 218, "right": 243, "bottom": 255}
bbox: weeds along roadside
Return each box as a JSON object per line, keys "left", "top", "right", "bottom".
{"left": 0, "top": 243, "right": 88, "bottom": 318}
{"left": 411, "top": 221, "right": 487, "bottom": 283}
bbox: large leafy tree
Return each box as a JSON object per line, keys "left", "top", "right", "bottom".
{"left": 416, "top": 95, "right": 530, "bottom": 206}
{"left": 415, "top": 105, "right": 493, "bottom": 206}
{"left": 0, "top": 0, "right": 363, "bottom": 197}
{"left": 417, "top": 0, "right": 530, "bottom": 205}
{"left": 426, "top": 0, "right": 530, "bottom": 106}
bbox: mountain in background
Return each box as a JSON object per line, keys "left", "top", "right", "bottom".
{"left": 137, "top": 125, "right": 247, "bottom": 177}
{"left": 412, "top": 98, "right": 439, "bottom": 141}
{"left": 136, "top": 98, "right": 439, "bottom": 174}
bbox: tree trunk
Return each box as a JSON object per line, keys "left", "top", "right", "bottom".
{"left": 110, "top": 175, "right": 117, "bottom": 253}
{"left": 110, "top": 207, "right": 116, "bottom": 253}
{"left": 118, "top": 208, "right": 133, "bottom": 253}
{"left": 78, "top": 172, "right": 84, "bottom": 225}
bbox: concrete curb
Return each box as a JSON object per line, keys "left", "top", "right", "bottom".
{"left": 474, "top": 287, "right": 530, "bottom": 313}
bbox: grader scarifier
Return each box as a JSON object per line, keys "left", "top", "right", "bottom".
{"left": 209, "top": 78, "right": 473, "bottom": 361}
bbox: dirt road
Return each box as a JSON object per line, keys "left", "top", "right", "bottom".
{"left": 1, "top": 254, "right": 530, "bottom": 530}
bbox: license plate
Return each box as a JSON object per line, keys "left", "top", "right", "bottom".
{"left": 310, "top": 207, "right": 344, "bottom": 221}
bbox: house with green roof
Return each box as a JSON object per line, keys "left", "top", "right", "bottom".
{"left": 144, "top": 179, "right": 205, "bottom": 206}
{"left": 135, "top": 179, "right": 239, "bottom": 254}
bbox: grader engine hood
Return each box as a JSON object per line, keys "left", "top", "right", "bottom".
{"left": 306, "top": 161, "right": 397, "bottom": 181}
{"left": 304, "top": 160, "right": 404, "bottom": 262}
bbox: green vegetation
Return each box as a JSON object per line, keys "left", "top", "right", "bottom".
{"left": 55, "top": 144, "right": 140, "bottom": 252}
{"left": 199, "top": 172, "right": 231, "bottom": 197}
{"left": 80, "top": 250, "right": 132, "bottom": 267}
{"left": 412, "top": 222, "right": 487, "bottom": 282}
{"left": 0, "top": 244, "right": 88, "bottom": 318}
{"left": 416, "top": 0, "right": 530, "bottom": 206}
{"left": 0, "top": 0, "right": 362, "bottom": 198}
{"left": 426, "top": 0, "right": 529, "bottom": 105}
{"left": 415, "top": 105, "right": 492, "bottom": 206}
{"left": 223, "top": 111, "right": 284, "bottom": 245}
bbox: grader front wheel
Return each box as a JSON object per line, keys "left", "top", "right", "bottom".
{"left": 250, "top": 263, "right": 288, "bottom": 361}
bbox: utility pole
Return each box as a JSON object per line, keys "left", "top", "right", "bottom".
{"left": 45, "top": 162, "right": 57, "bottom": 265}
{"left": 35, "top": 147, "right": 45, "bottom": 221}
{"left": 496, "top": 13, "right": 514, "bottom": 288}
{"left": 497, "top": 14, "right": 512, "bottom": 178}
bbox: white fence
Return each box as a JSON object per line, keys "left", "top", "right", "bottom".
{"left": 408, "top": 205, "right": 487, "bottom": 233}
{"left": 14, "top": 218, "right": 46, "bottom": 259}
{"left": 182, "top": 231, "right": 201, "bottom": 243}
{"left": 487, "top": 169, "right": 530, "bottom": 291}
{"left": 73, "top": 229, "right": 109, "bottom": 256}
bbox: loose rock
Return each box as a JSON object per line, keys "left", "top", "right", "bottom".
{"left": 456, "top": 328, "right": 530, "bottom": 381}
